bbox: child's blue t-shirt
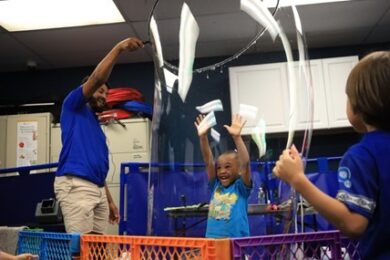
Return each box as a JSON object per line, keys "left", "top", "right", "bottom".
{"left": 56, "top": 86, "right": 109, "bottom": 187}
{"left": 206, "top": 177, "right": 252, "bottom": 238}
{"left": 336, "top": 130, "right": 390, "bottom": 259}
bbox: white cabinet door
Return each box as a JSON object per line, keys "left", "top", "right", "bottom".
{"left": 229, "top": 56, "right": 359, "bottom": 134}
{"left": 50, "top": 124, "right": 61, "bottom": 163}
{"left": 103, "top": 118, "right": 150, "bottom": 154}
{"left": 103, "top": 118, "right": 151, "bottom": 184}
{"left": 322, "top": 56, "right": 358, "bottom": 128}
{"left": 229, "top": 62, "right": 289, "bottom": 134}
{"left": 107, "top": 152, "right": 149, "bottom": 184}
{"left": 48, "top": 124, "right": 62, "bottom": 172}
{"left": 295, "top": 59, "right": 329, "bottom": 130}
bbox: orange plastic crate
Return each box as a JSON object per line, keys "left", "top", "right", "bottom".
{"left": 80, "top": 234, "right": 230, "bottom": 260}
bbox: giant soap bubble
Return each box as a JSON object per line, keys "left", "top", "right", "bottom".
{"left": 142, "top": 0, "right": 314, "bottom": 236}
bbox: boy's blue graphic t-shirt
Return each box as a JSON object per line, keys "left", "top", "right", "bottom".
{"left": 336, "top": 130, "right": 390, "bottom": 259}
{"left": 206, "top": 177, "right": 252, "bottom": 238}
{"left": 56, "top": 86, "right": 108, "bottom": 187}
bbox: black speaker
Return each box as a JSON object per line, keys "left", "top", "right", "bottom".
{"left": 35, "top": 198, "right": 63, "bottom": 224}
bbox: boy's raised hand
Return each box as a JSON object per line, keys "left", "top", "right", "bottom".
{"left": 224, "top": 113, "right": 246, "bottom": 137}
{"left": 194, "top": 114, "right": 209, "bottom": 136}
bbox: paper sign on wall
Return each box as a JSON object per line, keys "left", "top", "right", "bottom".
{"left": 16, "top": 121, "right": 38, "bottom": 167}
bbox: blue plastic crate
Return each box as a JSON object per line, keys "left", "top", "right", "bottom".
{"left": 18, "top": 231, "right": 80, "bottom": 259}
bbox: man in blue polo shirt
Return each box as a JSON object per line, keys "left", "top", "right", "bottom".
{"left": 54, "top": 37, "right": 144, "bottom": 234}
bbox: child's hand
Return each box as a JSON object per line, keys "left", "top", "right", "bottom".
{"left": 194, "top": 114, "right": 209, "bottom": 136}
{"left": 15, "top": 253, "right": 38, "bottom": 260}
{"left": 224, "top": 114, "right": 246, "bottom": 137}
{"left": 272, "top": 145, "right": 305, "bottom": 187}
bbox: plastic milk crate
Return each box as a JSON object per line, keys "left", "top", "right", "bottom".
{"left": 17, "top": 231, "right": 80, "bottom": 259}
{"left": 230, "top": 230, "right": 360, "bottom": 260}
{"left": 80, "top": 234, "right": 231, "bottom": 260}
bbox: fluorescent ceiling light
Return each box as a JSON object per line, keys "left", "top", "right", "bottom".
{"left": 19, "top": 103, "right": 55, "bottom": 107}
{"left": 262, "top": 0, "right": 352, "bottom": 8}
{"left": 0, "top": 0, "right": 125, "bottom": 32}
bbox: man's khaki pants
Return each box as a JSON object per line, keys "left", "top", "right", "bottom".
{"left": 54, "top": 175, "right": 108, "bottom": 234}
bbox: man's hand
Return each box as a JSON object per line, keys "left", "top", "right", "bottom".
{"left": 108, "top": 201, "right": 120, "bottom": 224}
{"left": 118, "top": 38, "right": 144, "bottom": 52}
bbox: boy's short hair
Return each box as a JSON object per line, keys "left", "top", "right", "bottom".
{"left": 81, "top": 75, "right": 111, "bottom": 89}
{"left": 220, "top": 150, "right": 238, "bottom": 160}
{"left": 346, "top": 51, "right": 390, "bottom": 131}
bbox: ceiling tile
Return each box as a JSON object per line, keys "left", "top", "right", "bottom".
{"left": 297, "top": 0, "right": 390, "bottom": 32}
{"left": 118, "top": 0, "right": 241, "bottom": 21}
{"left": 39, "top": 45, "right": 151, "bottom": 69}
{"left": 364, "top": 4, "right": 390, "bottom": 43}
{"left": 132, "top": 12, "right": 257, "bottom": 54}
{"left": 0, "top": 34, "right": 48, "bottom": 71}
{"left": 195, "top": 38, "right": 255, "bottom": 59}
{"left": 196, "top": 13, "right": 258, "bottom": 42}
{"left": 1, "top": 0, "right": 390, "bottom": 73}
{"left": 12, "top": 23, "right": 137, "bottom": 56}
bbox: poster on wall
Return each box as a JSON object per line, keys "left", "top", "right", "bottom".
{"left": 16, "top": 121, "right": 38, "bottom": 167}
